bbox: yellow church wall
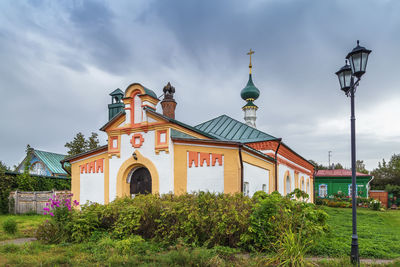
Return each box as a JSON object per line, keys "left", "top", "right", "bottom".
{"left": 70, "top": 152, "right": 109, "bottom": 206}
{"left": 173, "top": 143, "right": 241, "bottom": 195}
{"left": 241, "top": 151, "right": 275, "bottom": 193}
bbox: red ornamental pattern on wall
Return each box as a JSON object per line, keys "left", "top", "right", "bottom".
{"left": 130, "top": 133, "right": 144, "bottom": 148}
{"left": 188, "top": 151, "right": 223, "bottom": 168}
{"left": 80, "top": 159, "right": 104, "bottom": 174}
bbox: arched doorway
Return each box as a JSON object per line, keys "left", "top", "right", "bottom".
{"left": 130, "top": 167, "right": 152, "bottom": 195}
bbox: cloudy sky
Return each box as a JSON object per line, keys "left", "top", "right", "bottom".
{"left": 1, "top": 0, "right": 399, "bottom": 171}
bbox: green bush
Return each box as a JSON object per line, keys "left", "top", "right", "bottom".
{"left": 35, "top": 219, "right": 64, "bottom": 244}
{"left": 37, "top": 192, "right": 328, "bottom": 253}
{"left": 2, "top": 217, "right": 17, "bottom": 235}
{"left": 370, "top": 199, "right": 381, "bottom": 211}
{"left": 245, "top": 191, "right": 328, "bottom": 251}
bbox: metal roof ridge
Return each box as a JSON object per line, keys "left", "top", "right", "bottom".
{"left": 62, "top": 145, "right": 108, "bottom": 163}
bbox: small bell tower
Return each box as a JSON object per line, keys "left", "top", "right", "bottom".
{"left": 108, "top": 88, "right": 125, "bottom": 120}
{"left": 240, "top": 49, "right": 260, "bottom": 128}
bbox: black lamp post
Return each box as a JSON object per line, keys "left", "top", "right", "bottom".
{"left": 335, "top": 40, "right": 371, "bottom": 266}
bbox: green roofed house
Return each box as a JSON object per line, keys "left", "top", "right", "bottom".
{"left": 315, "top": 169, "right": 373, "bottom": 198}
{"left": 16, "top": 149, "right": 69, "bottom": 178}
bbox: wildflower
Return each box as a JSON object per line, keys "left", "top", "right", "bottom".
{"left": 49, "top": 212, "right": 54, "bottom": 216}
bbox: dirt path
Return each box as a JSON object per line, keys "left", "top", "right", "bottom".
{"left": 0, "top": 237, "right": 36, "bottom": 245}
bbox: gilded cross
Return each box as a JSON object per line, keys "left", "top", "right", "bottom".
{"left": 247, "top": 49, "right": 255, "bottom": 73}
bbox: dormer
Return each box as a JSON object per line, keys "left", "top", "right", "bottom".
{"left": 123, "top": 83, "right": 159, "bottom": 126}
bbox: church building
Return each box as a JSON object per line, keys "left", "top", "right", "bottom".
{"left": 63, "top": 51, "right": 315, "bottom": 205}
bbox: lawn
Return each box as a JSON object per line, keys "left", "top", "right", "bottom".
{"left": 0, "top": 214, "right": 46, "bottom": 241}
{"left": 310, "top": 207, "right": 400, "bottom": 259}
{"left": 0, "top": 207, "right": 400, "bottom": 266}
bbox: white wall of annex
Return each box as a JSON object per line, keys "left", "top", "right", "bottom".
{"left": 80, "top": 172, "right": 105, "bottom": 205}
{"left": 243, "top": 162, "right": 269, "bottom": 197}
{"left": 108, "top": 129, "right": 174, "bottom": 202}
{"left": 187, "top": 154, "right": 224, "bottom": 193}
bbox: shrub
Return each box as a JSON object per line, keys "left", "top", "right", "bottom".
{"left": 370, "top": 199, "right": 381, "bottom": 211}
{"left": 36, "top": 219, "right": 64, "bottom": 244}
{"left": 2, "top": 218, "right": 17, "bottom": 235}
{"left": 246, "top": 191, "right": 328, "bottom": 251}
{"left": 37, "top": 192, "right": 328, "bottom": 253}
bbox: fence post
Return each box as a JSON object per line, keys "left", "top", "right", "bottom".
{"left": 34, "top": 191, "right": 37, "bottom": 214}
{"left": 15, "top": 190, "right": 19, "bottom": 214}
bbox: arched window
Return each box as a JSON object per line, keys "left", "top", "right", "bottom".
{"left": 134, "top": 94, "right": 142, "bottom": 123}
{"left": 286, "top": 175, "right": 291, "bottom": 195}
{"left": 306, "top": 180, "right": 310, "bottom": 194}
{"left": 301, "top": 177, "right": 305, "bottom": 191}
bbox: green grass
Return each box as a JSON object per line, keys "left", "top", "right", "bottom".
{"left": 0, "top": 241, "right": 399, "bottom": 267}
{"left": 0, "top": 214, "right": 46, "bottom": 241}
{"left": 310, "top": 207, "right": 400, "bottom": 259}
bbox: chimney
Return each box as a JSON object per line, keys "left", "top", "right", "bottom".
{"left": 161, "top": 82, "right": 177, "bottom": 119}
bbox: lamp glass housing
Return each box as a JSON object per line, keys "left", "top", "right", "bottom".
{"left": 336, "top": 62, "right": 352, "bottom": 92}
{"left": 346, "top": 41, "right": 371, "bottom": 78}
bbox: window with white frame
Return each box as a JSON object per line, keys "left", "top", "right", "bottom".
{"left": 31, "top": 162, "right": 46, "bottom": 176}
{"left": 348, "top": 184, "right": 358, "bottom": 197}
{"left": 262, "top": 184, "right": 267, "bottom": 192}
{"left": 243, "top": 182, "right": 249, "bottom": 196}
{"left": 319, "top": 184, "right": 328, "bottom": 198}
{"left": 286, "top": 175, "right": 291, "bottom": 195}
{"left": 307, "top": 180, "right": 310, "bottom": 194}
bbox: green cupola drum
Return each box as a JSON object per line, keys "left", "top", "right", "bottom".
{"left": 241, "top": 49, "right": 260, "bottom": 128}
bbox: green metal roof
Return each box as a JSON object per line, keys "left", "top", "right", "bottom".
{"left": 34, "top": 150, "right": 68, "bottom": 175}
{"left": 109, "top": 88, "right": 124, "bottom": 96}
{"left": 195, "top": 115, "right": 278, "bottom": 143}
{"left": 143, "top": 87, "right": 158, "bottom": 99}
{"left": 170, "top": 129, "right": 199, "bottom": 140}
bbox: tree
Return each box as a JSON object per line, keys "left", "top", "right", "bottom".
{"left": 0, "top": 161, "right": 9, "bottom": 172}
{"left": 65, "top": 132, "right": 101, "bottom": 156}
{"left": 308, "top": 160, "right": 328, "bottom": 170}
{"left": 308, "top": 160, "right": 345, "bottom": 170}
{"left": 356, "top": 160, "right": 369, "bottom": 174}
{"left": 333, "top": 163, "right": 344, "bottom": 169}
{"left": 87, "top": 132, "right": 100, "bottom": 150}
{"left": 65, "top": 132, "right": 88, "bottom": 156}
{"left": 16, "top": 144, "right": 35, "bottom": 191}
{"left": 371, "top": 154, "right": 400, "bottom": 189}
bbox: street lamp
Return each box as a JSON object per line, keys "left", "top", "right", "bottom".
{"left": 335, "top": 40, "right": 371, "bottom": 266}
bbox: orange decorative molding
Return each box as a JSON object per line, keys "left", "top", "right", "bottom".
{"left": 188, "top": 151, "right": 198, "bottom": 168}
{"left": 265, "top": 152, "right": 312, "bottom": 176}
{"left": 199, "top": 152, "right": 210, "bottom": 166}
{"left": 130, "top": 133, "right": 144, "bottom": 148}
{"left": 108, "top": 135, "right": 121, "bottom": 158}
{"left": 188, "top": 151, "right": 223, "bottom": 168}
{"left": 96, "top": 159, "right": 104, "bottom": 173}
{"left": 248, "top": 141, "right": 314, "bottom": 174}
{"left": 130, "top": 90, "right": 142, "bottom": 127}
{"left": 79, "top": 158, "right": 104, "bottom": 174}
{"left": 212, "top": 153, "right": 223, "bottom": 166}
{"left": 155, "top": 129, "right": 169, "bottom": 154}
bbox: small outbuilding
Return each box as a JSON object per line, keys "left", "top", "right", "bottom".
{"left": 315, "top": 169, "right": 373, "bottom": 198}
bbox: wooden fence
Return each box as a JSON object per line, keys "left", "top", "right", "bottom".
{"left": 369, "top": 190, "right": 388, "bottom": 208}
{"left": 9, "top": 190, "right": 71, "bottom": 215}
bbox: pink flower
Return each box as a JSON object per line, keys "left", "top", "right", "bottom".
{"left": 44, "top": 212, "right": 47, "bottom": 215}
{"left": 49, "top": 212, "right": 54, "bottom": 216}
